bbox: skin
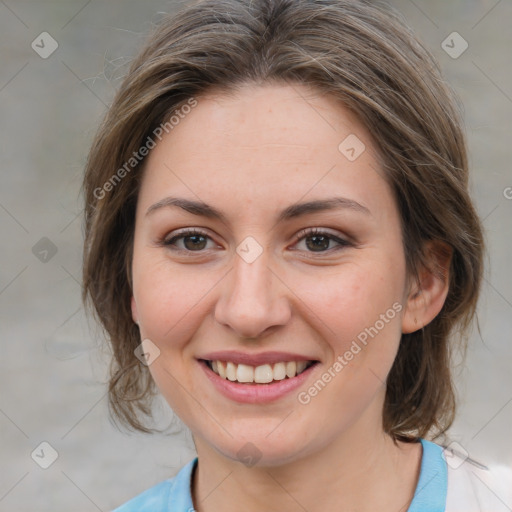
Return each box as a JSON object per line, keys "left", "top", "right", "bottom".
{"left": 130, "top": 82, "right": 451, "bottom": 512}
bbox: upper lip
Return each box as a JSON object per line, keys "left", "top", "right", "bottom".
{"left": 198, "top": 350, "right": 319, "bottom": 367}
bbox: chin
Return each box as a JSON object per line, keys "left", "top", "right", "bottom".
{"left": 204, "top": 427, "right": 313, "bottom": 468}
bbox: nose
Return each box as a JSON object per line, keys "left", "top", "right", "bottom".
{"left": 214, "top": 248, "right": 291, "bottom": 340}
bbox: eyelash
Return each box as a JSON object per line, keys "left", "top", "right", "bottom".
{"left": 162, "top": 227, "right": 351, "bottom": 255}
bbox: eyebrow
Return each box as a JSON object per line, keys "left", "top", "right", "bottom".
{"left": 145, "top": 196, "right": 371, "bottom": 223}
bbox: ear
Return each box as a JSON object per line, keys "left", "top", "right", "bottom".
{"left": 402, "top": 241, "right": 452, "bottom": 334}
{"left": 131, "top": 295, "right": 139, "bottom": 325}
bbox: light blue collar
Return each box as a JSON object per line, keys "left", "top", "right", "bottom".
{"left": 407, "top": 438, "right": 447, "bottom": 511}
{"left": 168, "top": 456, "right": 197, "bottom": 511}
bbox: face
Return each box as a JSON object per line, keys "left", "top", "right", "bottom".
{"left": 130, "top": 83, "right": 411, "bottom": 466}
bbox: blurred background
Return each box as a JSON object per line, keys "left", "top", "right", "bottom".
{"left": 1, "top": 0, "right": 511, "bottom": 510}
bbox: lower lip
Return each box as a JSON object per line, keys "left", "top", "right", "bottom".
{"left": 198, "top": 360, "right": 319, "bottom": 404}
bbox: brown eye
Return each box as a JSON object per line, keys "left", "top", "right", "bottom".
{"left": 305, "top": 234, "right": 330, "bottom": 252}
{"left": 163, "top": 229, "right": 214, "bottom": 251}
{"left": 294, "top": 228, "right": 351, "bottom": 253}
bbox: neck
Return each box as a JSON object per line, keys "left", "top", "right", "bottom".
{"left": 191, "top": 404, "right": 422, "bottom": 512}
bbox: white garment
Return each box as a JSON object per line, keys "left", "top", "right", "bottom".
{"left": 444, "top": 447, "right": 512, "bottom": 511}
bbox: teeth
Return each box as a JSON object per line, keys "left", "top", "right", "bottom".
{"left": 226, "top": 361, "right": 237, "bottom": 381}
{"left": 208, "top": 359, "right": 314, "bottom": 383}
{"left": 286, "top": 361, "right": 296, "bottom": 378}
{"left": 236, "top": 363, "right": 254, "bottom": 383}
{"left": 217, "top": 361, "right": 227, "bottom": 379}
{"left": 273, "top": 362, "right": 287, "bottom": 380}
{"left": 254, "top": 364, "right": 273, "bottom": 383}
{"left": 296, "top": 361, "right": 307, "bottom": 374}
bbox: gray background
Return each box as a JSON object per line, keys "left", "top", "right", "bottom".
{"left": 1, "top": 0, "right": 511, "bottom": 510}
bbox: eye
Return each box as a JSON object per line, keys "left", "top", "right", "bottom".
{"left": 161, "top": 227, "right": 351, "bottom": 254}
{"left": 293, "top": 227, "right": 351, "bottom": 254}
{"left": 162, "top": 229, "right": 217, "bottom": 252}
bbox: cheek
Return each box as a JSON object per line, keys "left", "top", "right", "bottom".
{"left": 132, "top": 253, "right": 196, "bottom": 343}
{"left": 303, "top": 261, "right": 404, "bottom": 347}
{"left": 295, "top": 266, "right": 404, "bottom": 426}
{"left": 131, "top": 258, "right": 205, "bottom": 418}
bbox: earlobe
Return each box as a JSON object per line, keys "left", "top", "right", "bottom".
{"left": 402, "top": 241, "right": 452, "bottom": 334}
{"left": 131, "top": 296, "right": 139, "bottom": 325}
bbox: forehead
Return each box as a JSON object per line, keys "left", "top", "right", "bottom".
{"left": 137, "top": 82, "right": 393, "bottom": 222}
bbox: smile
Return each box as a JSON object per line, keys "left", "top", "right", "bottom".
{"left": 204, "top": 360, "right": 316, "bottom": 384}
{"left": 198, "top": 357, "right": 320, "bottom": 404}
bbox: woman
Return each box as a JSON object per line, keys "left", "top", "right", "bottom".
{"left": 82, "top": 0, "right": 511, "bottom": 510}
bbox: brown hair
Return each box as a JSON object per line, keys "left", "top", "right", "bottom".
{"left": 82, "top": 0, "right": 484, "bottom": 441}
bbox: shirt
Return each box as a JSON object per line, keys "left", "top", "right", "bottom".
{"left": 111, "top": 438, "right": 512, "bottom": 511}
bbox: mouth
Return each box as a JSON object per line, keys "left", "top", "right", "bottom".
{"left": 196, "top": 350, "right": 321, "bottom": 403}
{"left": 200, "top": 359, "right": 318, "bottom": 385}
